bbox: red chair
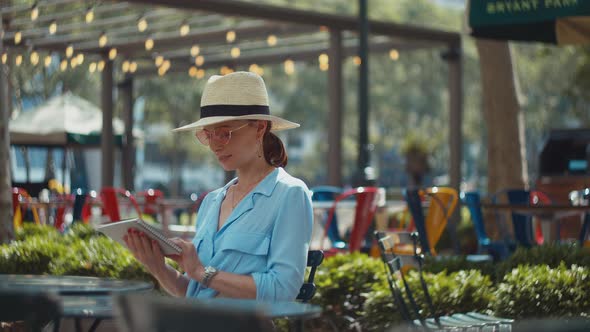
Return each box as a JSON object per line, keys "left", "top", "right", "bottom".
{"left": 99, "top": 187, "right": 142, "bottom": 223}
{"left": 138, "top": 189, "right": 165, "bottom": 216}
{"left": 321, "top": 187, "right": 380, "bottom": 255}
{"left": 530, "top": 190, "right": 554, "bottom": 245}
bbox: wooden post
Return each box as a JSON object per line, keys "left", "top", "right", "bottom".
{"left": 328, "top": 29, "right": 343, "bottom": 187}
{"left": 119, "top": 77, "right": 135, "bottom": 190}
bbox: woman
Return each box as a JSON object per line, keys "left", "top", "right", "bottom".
{"left": 124, "top": 71, "right": 313, "bottom": 302}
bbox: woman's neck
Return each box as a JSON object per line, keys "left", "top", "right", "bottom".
{"left": 235, "top": 163, "right": 275, "bottom": 189}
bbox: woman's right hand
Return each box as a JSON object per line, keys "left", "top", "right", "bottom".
{"left": 123, "top": 228, "right": 166, "bottom": 277}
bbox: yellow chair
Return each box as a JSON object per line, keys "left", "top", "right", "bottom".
{"left": 12, "top": 187, "right": 41, "bottom": 229}
{"left": 393, "top": 187, "right": 458, "bottom": 256}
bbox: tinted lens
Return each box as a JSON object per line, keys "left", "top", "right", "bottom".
{"left": 195, "top": 130, "right": 211, "bottom": 145}
{"left": 195, "top": 128, "right": 232, "bottom": 146}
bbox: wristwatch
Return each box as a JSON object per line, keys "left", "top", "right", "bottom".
{"left": 201, "top": 266, "right": 218, "bottom": 288}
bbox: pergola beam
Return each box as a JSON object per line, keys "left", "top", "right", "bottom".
{"left": 124, "top": 0, "right": 460, "bottom": 46}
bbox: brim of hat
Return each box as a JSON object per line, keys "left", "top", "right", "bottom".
{"left": 172, "top": 114, "right": 300, "bottom": 132}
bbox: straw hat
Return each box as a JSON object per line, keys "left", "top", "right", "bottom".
{"left": 173, "top": 71, "right": 299, "bottom": 132}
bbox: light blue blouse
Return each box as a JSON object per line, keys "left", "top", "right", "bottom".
{"left": 185, "top": 167, "right": 313, "bottom": 301}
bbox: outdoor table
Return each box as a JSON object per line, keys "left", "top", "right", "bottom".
{"left": 481, "top": 203, "right": 590, "bottom": 242}
{"left": 0, "top": 274, "right": 153, "bottom": 332}
{"left": 202, "top": 298, "right": 323, "bottom": 320}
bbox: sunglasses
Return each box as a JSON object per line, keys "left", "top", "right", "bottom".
{"left": 195, "top": 123, "right": 250, "bottom": 146}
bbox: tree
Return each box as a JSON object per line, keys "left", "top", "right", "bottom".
{"left": 476, "top": 39, "right": 528, "bottom": 238}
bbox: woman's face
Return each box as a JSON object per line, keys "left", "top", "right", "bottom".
{"left": 200, "top": 120, "right": 262, "bottom": 171}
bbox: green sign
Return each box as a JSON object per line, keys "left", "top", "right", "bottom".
{"left": 470, "top": 0, "right": 590, "bottom": 26}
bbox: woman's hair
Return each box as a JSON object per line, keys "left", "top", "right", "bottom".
{"left": 261, "top": 121, "right": 288, "bottom": 167}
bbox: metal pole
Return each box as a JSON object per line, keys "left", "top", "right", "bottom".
{"left": 119, "top": 77, "right": 135, "bottom": 190}
{"left": 101, "top": 55, "right": 114, "bottom": 188}
{"left": 356, "top": 0, "right": 370, "bottom": 186}
{"left": 328, "top": 29, "right": 343, "bottom": 187}
{"left": 445, "top": 45, "right": 463, "bottom": 254}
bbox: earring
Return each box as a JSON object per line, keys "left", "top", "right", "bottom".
{"left": 257, "top": 139, "right": 262, "bottom": 158}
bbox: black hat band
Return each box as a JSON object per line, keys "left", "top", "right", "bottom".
{"left": 200, "top": 105, "right": 270, "bottom": 118}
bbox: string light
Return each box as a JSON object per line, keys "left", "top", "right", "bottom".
{"left": 318, "top": 53, "right": 329, "bottom": 71}
{"left": 188, "top": 66, "right": 198, "bottom": 77}
{"left": 85, "top": 7, "right": 94, "bottom": 23}
{"left": 137, "top": 17, "right": 148, "bottom": 32}
{"left": 230, "top": 47, "right": 240, "bottom": 58}
{"left": 15, "top": 54, "right": 22, "bottom": 66}
{"left": 1, "top": 53, "right": 7, "bottom": 64}
{"left": 44, "top": 55, "right": 52, "bottom": 67}
{"left": 248, "top": 63, "right": 264, "bottom": 76}
{"left": 226, "top": 30, "right": 236, "bottom": 43}
{"left": 389, "top": 49, "right": 399, "bottom": 60}
{"left": 179, "top": 22, "right": 190, "bottom": 36}
{"left": 157, "top": 67, "right": 166, "bottom": 76}
{"left": 89, "top": 62, "right": 97, "bottom": 73}
{"left": 144, "top": 38, "right": 154, "bottom": 51}
{"left": 190, "top": 45, "right": 200, "bottom": 57}
{"left": 161, "top": 60, "right": 170, "bottom": 71}
{"left": 129, "top": 62, "right": 137, "bottom": 73}
{"left": 49, "top": 20, "right": 57, "bottom": 34}
{"left": 60, "top": 59, "right": 67, "bottom": 71}
{"left": 31, "top": 3, "right": 39, "bottom": 21}
{"left": 97, "top": 60, "right": 105, "bottom": 72}
{"left": 267, "top": 35, "right": 277, "bottom": 46}
{"left": 98, "top": 33, "right": 108, "bottom": 47}
{"left": 108, "top": 48, "right": 117, "bottom": 60}
{"left": 155, "top": 55, "right": 164, "bottom": 67}
{"left": 353, "top": 56, "right": 361, "bottom": 66}
{"left": 30, "top": 51, "right": 39, "bottom": 65}
{"left": 122, "top": 60, "right": 130, "bottom": 73}
{"left": 196, "top": 69, "right": 205, "bottom": 79}
{"left": 70, "top": 57, "right": 78, "bottom": 68}
{"left": 65, "top": 45, "right": 74, "bottom": 58}
{"left": 284, "top": 59, "right": 294, "bottom": 75}
{"left": 14, "top": 31, "right": 22, "bottom": 45}
{"left": 195, "top": 55, "right": 204, "bottom": 66}
{"left": 76, "top": 53, "right": 84, "bottom": 65}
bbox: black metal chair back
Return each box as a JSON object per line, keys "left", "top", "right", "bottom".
{"left": 0, "top": 290, "right": 61, "bottom": 332}
{"left": 296, "top": 250, "right": 324, "bottom": 303}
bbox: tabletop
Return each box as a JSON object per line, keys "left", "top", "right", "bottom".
{"left": 0, "top": 274, "right": 153, "bottom": 296}
{"left": 201, "top": 298, "right": 323, "bottom": 320}
{"left": 481, "top": 203, "right": 590, "bottom": 219}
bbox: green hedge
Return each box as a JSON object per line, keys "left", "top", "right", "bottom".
{"left": 493, "top": 264, "right": 590, "bottom": 319}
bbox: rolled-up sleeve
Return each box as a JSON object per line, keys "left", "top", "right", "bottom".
{"left": 251, "top": 187, "right": 313, "bottom": 301}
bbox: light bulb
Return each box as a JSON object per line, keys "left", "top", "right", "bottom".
{"left": 85, "top": 8, "right": 94, "bottom": 23}
{"left": 65, "top": 45, "right": 74, "bottom": 58}
{"left": 30, "top": 51, "right": 39, "bottom": 65}
{"left": 145, "top": 38, "right": 154, "bottom": 51}
{"left": 190, "top": 45, "right": 200, "bottom": 57}
{"left": 44, "top": 55, "right": 52, "bottom": 67}
{"left": 14, "top": 31, "right": 22, "bottom": 45}
{"left": 137, "top": 17, "right": 148, "bottom": 32}
{"left": 31, "top": 4, "right": 39, "bottom": 21}
{"left": 180, "top": 23, "right": 190, "bottom": 36}
{"left": 89, "top": 62, "right": 97, "bottom": 73}
{"left": 97, "top": 60, "right": 105, "bottom": 72}
{"left": 284, "top": 59, "right": 294, "bottom": 75}
{"left": 195, "top": 55, "right": 204, "bottom": 66}
{"left": 108, "top": 48, "right": 117, "bottom": 60}
{"left": 267, "top": 35, "right": 277, "bottom": 46}
{"left": 230, "top": 47, "right": 240, "bottom": 58}
{"left": 98, "top": 33, "right": 108, "bottom": 47}
{"left": 226, "top": 30, "right": 236, "bottom": 43}
{"left": 49, "top": 21, "right": 57, "bottom": 35}
{"left": 129, "top": 62, "right": 137, "bottom": 73}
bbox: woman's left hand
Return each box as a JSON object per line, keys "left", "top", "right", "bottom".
{"left": 166, "top": 238, "right": 204, "bottom": 282}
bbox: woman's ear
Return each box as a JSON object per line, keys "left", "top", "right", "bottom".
{"left": 256, "top": 121, "right": 267, "bottom": 138}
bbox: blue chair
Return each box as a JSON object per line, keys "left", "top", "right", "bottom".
{"left": 462, "top": 192, "right": 511, "bottom": 261}
{"left": 491, "top": 189, "right": 536, "bottom": 248}
{"left": 403, "top": 188, "right": 431, "bottom": 255}
{"left": 571, "top": 188, "right": 590, "bottom": 247}
{"left": 311, "top": 186, "right": 346, "bottom": 249}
